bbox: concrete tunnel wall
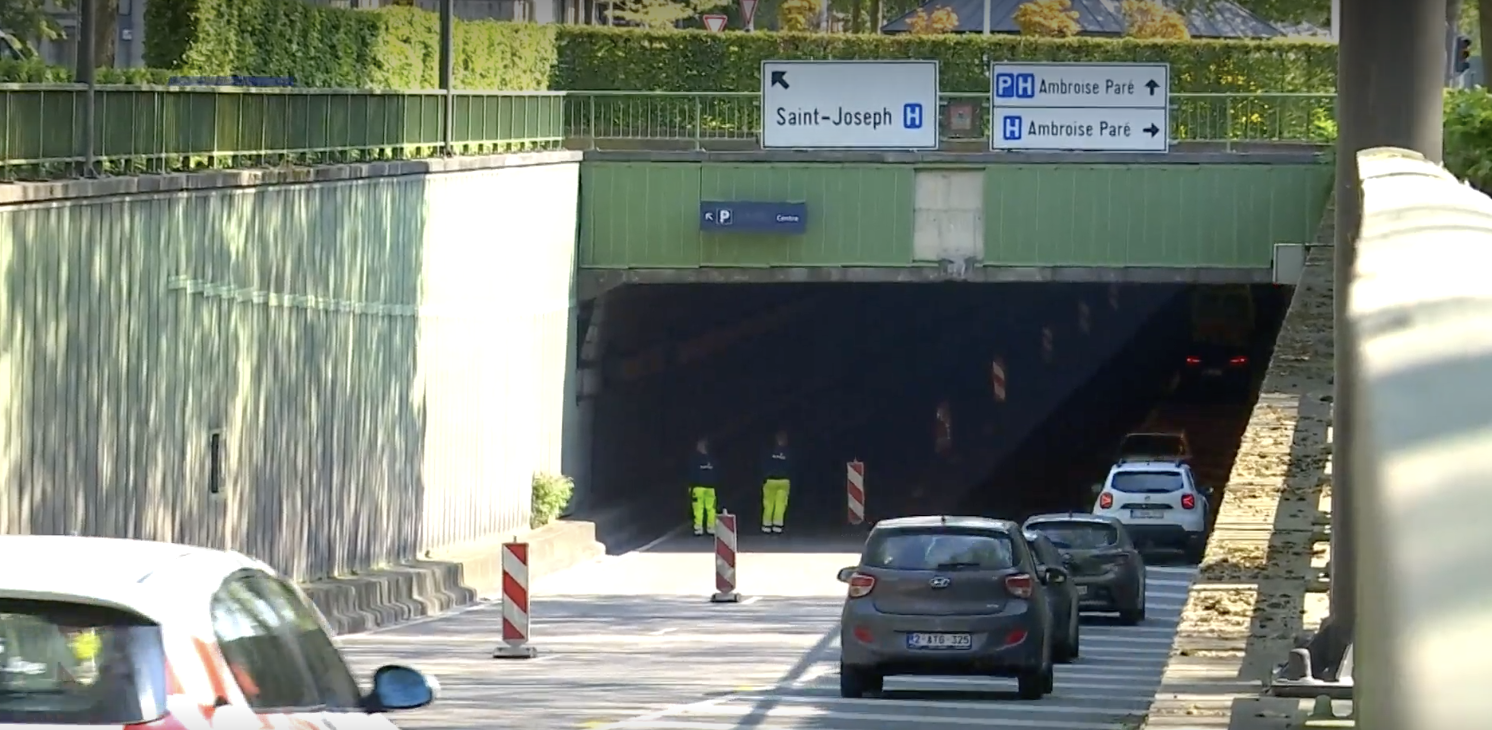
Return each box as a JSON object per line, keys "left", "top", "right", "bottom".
{"left": 582, "top": 281, "right": 1191, "bottom": 543}
{"left": 0, "top": 154, "right": 584, "bottom": 583}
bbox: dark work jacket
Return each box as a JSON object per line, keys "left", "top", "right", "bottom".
{"left": 690, "top": 453, "right": 718, "bottom": 487}
{"left": 763, "top": 447, "right": 791, "bottom": 480}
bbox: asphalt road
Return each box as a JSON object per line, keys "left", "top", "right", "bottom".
{"left": 338, "top": 527, "right": 1195, "bottom": 730}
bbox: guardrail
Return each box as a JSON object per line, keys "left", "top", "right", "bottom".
{"left": 1349, "top": 147, "right": 1492, "bottom": 729}
{"left": 0, "top": 85, "right": 565, "bottom": 179}
{"left": 0, "top": 86, "right": 1333, "bottom": 179}
{"left": 562, "top": 91, "right": 1337, "bottom": 149}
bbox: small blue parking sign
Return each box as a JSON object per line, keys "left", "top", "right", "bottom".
{"left": 1002, "top": 115, "right": 1023, "bottom": 141}
{"left": 902, "top": 103, "right": 923, "bottom": 129}
{"left": 995, "top": 72, "right": 1037, "bottom": 99}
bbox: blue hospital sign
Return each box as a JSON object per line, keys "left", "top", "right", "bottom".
{"left": 1002, "top": 115, "right": 1024, "bottom": 140}
{"left": 995, "top": 72, "right": 1037, "bottom": 99}
{"left": 902, "top": 103, "right": 923, "bottom": 129}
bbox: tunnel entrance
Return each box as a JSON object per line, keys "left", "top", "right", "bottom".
{"left": 582, "top": 282, "right": 1289, "bottom": 552}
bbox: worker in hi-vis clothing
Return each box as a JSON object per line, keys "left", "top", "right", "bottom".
{"left": 760, "top": 430, "right": 792, "bottom": 534}
{"left": 689, "top": 437, "right": 719, "bottom": 537}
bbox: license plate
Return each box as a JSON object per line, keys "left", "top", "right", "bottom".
{"left": 1076, "top": 585, "right": 1089, "bottom": 596}
{"left": 906, "top": 632, "right": 972, "bottom": 650}
{"left": 1129, "top": 508, "right": 1164, "bottom": 519}
{"left": 1203, "top": 368, "right": 1223, "bottom": 376}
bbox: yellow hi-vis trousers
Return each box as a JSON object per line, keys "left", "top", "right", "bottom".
{"left": 761, "top": 478, "right": 790, "bottom": 530}
{"left": 690, "top": 486, "right": 717, "bottom": 533}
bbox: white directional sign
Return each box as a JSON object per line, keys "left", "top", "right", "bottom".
{"left": 761, "top": 60, "right": 939, "bottom": 150}
{"left": 990, "top": 62, "right": 1170, "bottom": 153}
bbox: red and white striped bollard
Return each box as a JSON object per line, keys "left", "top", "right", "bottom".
{"left": 711, "top": 511, "right": 741, "bottom": 603}
{"left": 1041, "top": 326, "right": 1054, "bottom": 364}
{"left": 1078, "top": 300, "right": 1091, "bottom": 334}
{"left": 492, "top": 542, "right": 539, "bottom": 658}
{"left": 847, "top": 459, "right": 866, "bottom": 525}
{"left": 991, "top": 357, "right": 1007, "bottom": 403}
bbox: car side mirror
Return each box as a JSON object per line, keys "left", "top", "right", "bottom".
{"left": 368, "top": 665, "right": 437, "bottom": 712}
{"left": 1042, "top": 566, "right": 1068, "bottom": 584}
{"left": 836, "top": 567, "right": 857, "bottom": 583}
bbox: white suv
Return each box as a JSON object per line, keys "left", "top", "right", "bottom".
{"left": 1091, "top": 460, "right": 1208, "bottom": 562}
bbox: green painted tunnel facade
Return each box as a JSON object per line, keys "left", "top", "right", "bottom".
{"left": 578, "top": 162, "right": 1332, "bottom": 271}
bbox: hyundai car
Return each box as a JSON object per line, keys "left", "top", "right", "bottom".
{"left": 836, "top": 516, "right": 1057, "bottom": 700}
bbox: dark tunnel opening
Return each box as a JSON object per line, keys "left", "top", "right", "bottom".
{"left": 582, "top": 282, "right": 1290, "bottom": 555}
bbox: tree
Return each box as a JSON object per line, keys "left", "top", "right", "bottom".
{"left": 779, "top": 0, "right": 821, "bottom": 30}
{"left": 610, "top": 0, "right": 726, "bottom": 27}
{"left": 1012, "top": 0, "right": 1080, "bottom": 37}
{"left": 0, "top": 0, "right": 71, "bottom": 53}
{"left": 1121, "top": 0, "right": 1189, "bottom": 38}
{"left": 905, "top": 5, "right": 958, "bottom": 33}
{"left": 93, "top": 0, "right": 118, "bottom": 68}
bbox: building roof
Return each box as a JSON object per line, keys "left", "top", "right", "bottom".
{"left": 883, "top": 0, "right": 1289, "bottom": 38}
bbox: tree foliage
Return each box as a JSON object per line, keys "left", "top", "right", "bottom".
{"left": 778, "top": 0, "right": 821, "bottom": 30}
{"left": 611, "top": 0, "right": 728, "bottom": 28}
{"left": 1121, "top": 0, "right": 1189, "bottom": 39}
{"left": 1013, "top": 0, "right": 1080, "bottom": 37}
{"left": 905, "top": 6, "right": 959, "bottom": 33}
{"left": 0, "top": 0, "right": 72, "bottom": 51}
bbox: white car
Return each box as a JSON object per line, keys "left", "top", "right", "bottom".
{"left": 0, "top": 535, "right": 437, "bottom": 729}
{"left": 1090, "top": 460, "right": 1209, "bottom": 562}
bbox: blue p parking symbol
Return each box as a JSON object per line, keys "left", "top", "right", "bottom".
{"left": 903, "top": 103, "right": 923, "bottom": 129}
{"left": 1002, "top": 115, "right": 1023, "bottom": 141}
{"left": 995, "top": 73, "right": 1037, "bottom": 99}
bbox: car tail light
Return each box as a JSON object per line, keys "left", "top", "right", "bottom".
{"left": 1185, "top": 356, "right": 1201, "bottom": 365}
{"left": 1229, "top": 356, "right": 1248, "bottom": 366}
{"left": 1004, "top": 573, "right": 1034, "bottom": 598}
{"left": 1001, "top": 629, "right": 1028, "bottom": 646}
{"left": 1181, "top": 493, "right": 1197, "bottom": 509}
{"left": 1098, "top": 492, "right": 1113, "bottom": 509}
{"left": 852, "top": 625, "right": 874, "bottom": 643}
{"left": 847, "top": 573, "right": 876, "bottom": 598}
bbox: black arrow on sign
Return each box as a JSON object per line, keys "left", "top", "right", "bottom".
{"left": 771, "top": 71, "right": 789, "bottom": 89}
{"left": 1145, "top": 79, "right": 1159, "bottom": 95}
{"left": 1143, "top": 124, "right": 1160, "bottom": 137}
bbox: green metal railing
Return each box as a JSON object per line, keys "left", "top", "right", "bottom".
{"left": 0, "top": 85, "right": 565, "bottom": 179}
{"left": 562, "top": 90, "right": 1338, "bottom": 149}
{"left": 0, "top": 85, "right": 1334, "bottom": 179}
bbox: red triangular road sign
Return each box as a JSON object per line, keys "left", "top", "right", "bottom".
{"left": 703, "top": 14, "right": 728, "bottom": 31}
{"left": 741, "top": 0, "right": 758, "bottom": 24}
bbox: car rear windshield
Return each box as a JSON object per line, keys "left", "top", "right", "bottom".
{"left": 1109, "top": 471, "right": 1186, "bottom": 494}
{"left": 0, "top": 598, "right": 169, "bottom": 725}
{"left": 863, "top": 529, "right": 1016, "bottom": 571}
{"left": 1120, "top": 435, "right": 1185, "bottom": 458}
{"left": 1028, "top": 522, "right": 1120, "bottom": 550}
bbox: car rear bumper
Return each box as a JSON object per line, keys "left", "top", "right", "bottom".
{"left": 1073, "top": 573, "right": 1141, "bottom": 611}
{"left": 1123, "top": 524, "right": 1207, "bottom": 549}
{"left": 840, "top": 606, "right": 1045, "bottom": 674}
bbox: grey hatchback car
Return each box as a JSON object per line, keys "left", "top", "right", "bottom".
{"left": 1023, "top": 513, "right": 1147, "bottom": 624}
{"left": 835, "top": 516, "right": 1058, "bottom": 700}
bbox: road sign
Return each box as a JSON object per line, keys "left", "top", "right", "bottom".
{"left": 700, "top": 201, "right": 807, "bottom": 234}
{"left": 991, "top": 62, "right": 1169, "bottom": 153}
{"left": 741, "top": 0, "right": 758, "bottom": 26}
{"left": 760, "top": 60, "right": 939, "bottom": 150}
{"left": 703, "top": 14, "right": 727, "bottom": 31}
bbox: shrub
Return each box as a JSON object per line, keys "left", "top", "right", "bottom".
{"left": 1121, "top": 0, "right": 1189, "bottom": 39}
{"left": 779, "top": 0, "right": 822, "bottom": 31}
{"left": 906, "top": 6, "right": 960, "bottom": 34}
{"left": 1013, "top": 0, "right": 1081, "bottom": 37}
{"left": 1444, "top": 88, "right": 1492, "bottom": 193}
{"left": 531, "top": 472, "right": 574, "bottom": 529}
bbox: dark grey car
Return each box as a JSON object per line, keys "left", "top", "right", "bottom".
{"left": 1023, "top": 531, "right": 1079, "bottom": 662}
{"left": 1023, "top": 513, "right": 1146, "bottom": 625}
{"left": 835, "top": 516, "right": 1057, "bottom": 700}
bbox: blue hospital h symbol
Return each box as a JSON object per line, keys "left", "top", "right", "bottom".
{"left": 995, "top": 72, "right": 1037, "bottom": 99}
{"left": 1002, "top": 115, "right": 1023, "bottom": 140}
{"left": 903, "top": 103, "right": 923, "bottom": 129}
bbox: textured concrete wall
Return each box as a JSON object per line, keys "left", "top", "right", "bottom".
{"left": 0, "top": 153, "right": 582, "bottom": 583}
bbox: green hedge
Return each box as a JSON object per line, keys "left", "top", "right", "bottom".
{"left": 1444, "top": 88, "right": 1492, "bottom": 193}
{"left": 552, "top": 27, "right": 1337, "bottom": 92}
{"left": 142, "top": 0, "right": 556, "bottom": 89}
